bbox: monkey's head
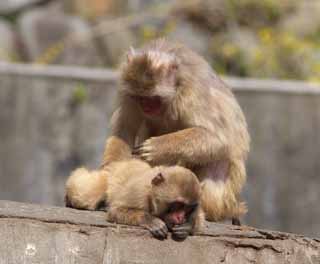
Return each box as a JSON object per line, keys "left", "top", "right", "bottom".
{"left": 148, "top": 166, "right": 200, "bottom": 228}
{"left": 120, "top": 47, "right": 179, "bottom": 117}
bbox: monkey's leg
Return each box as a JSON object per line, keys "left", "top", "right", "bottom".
{"left": 133, "top": 127, "right": 226, "bottom": 166}
{"left": 232, "top": 217, "right": 241, "bottom": 226}
{"left": 65, "top": 168, "right": 108, "bottom": 210}
{"left": 107, "top": 207, "right": 168, "bottom": 239}
{"left": 200, "top": 160, "right": 247, "bottom": 222}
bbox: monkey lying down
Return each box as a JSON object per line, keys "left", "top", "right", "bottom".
{"left": 66, "top": 137, "right": 204, "bottom": 240}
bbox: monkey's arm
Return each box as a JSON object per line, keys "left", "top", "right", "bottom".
{"left": 107, "top": 207, "right": 168, "bottom": 239}
{"left": 133, "top": 127, "right": 228, "bottom": 166}
{"left": 101, "top": 105, "right": 142, "bottom": 168}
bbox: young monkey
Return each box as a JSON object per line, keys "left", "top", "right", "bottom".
{"left": 66, "top": 137, "right": 204, "bottom": 239}
{"left": 102, "top": 38, "right": 250, "bottom": 224}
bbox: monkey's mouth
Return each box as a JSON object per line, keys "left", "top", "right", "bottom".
{"left": 137, "top": 96, "right": 163, "bottom": 116}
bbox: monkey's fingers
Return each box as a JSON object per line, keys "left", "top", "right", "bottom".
{"left": 132, "top": 145, "right": 142, "bottom": 155}
{"left": 148, "top": 218, "right": 168, "bottom": 239}
{"left": 172, "top": 224, "right": 192, "bottom": 239}
{"left": 172, "top": 230, "right": 189, "bottom": 240}
{"left": 172, "top": 224, "right": 192, "bottom": 232}
{"left": 132, "top": 140, "right": 154, "bottom": 161}
{"left": 150, "top": 225, "right": 168, "bottom": 239}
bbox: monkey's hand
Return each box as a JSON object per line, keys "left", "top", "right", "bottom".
{"left": 132, "top": 137, "right": 158, "bottom": 163}
{"left": 145, "top": 217, "right": 168, "bottom": 239}
{"left": 171, "top": 222, "right": 193, "bottom": 240}
{"left": 133, "top": 135, "right": 173, "bottom": 165}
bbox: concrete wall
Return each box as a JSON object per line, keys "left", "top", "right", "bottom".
{"left": 0, "top": 62, "right": 319, "bottom": 238}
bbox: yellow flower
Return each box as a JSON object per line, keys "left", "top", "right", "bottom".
{"left": 281, "top": 33, "right": 297, "bottom": 49}
{"left": 259, "top": 28, "right": 273, "bottom": 44}
{"left": 253, "top": 48, "right": 264, "bottom": 63}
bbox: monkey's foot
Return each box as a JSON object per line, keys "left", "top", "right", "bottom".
{"left": 232, "top": 217, "right": 241, "bottom": 226}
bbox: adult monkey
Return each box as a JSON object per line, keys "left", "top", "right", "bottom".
{"left": 104, "top": 38, "right": 250, "bottom": 223}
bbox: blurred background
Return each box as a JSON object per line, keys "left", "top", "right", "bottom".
{"left": 0, "top": 0, "right": 319, "bottom": 238}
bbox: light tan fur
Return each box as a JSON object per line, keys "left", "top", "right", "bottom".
{"left": 65, "top": 136, "right": 204, "bottom": 237}
{"left": 107, "top": 39, "right": 250, "bottom": 222}
{"left": 105, "top": 159, "right": 204, "bottom": 235}
{"left": 65, "top": 168, "right": 108, "bottom": 210}
{"left": 65, "top": 136, "right": 131, "bottom": 210}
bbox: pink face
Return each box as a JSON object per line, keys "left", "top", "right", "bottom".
{"left": 162, "top": 201, "right": 198, "bottom": 227}
{"left": 131, "top": 95, "right": 163, "bottom": 116}
{"left": 151, "top": 172, "right": 200, "bottom": 228}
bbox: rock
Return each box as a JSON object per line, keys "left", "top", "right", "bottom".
{"left": 174, "top": 0, "right": 228, "bottom": 32}
{"left": 97, "top": 29, "right": 138, "bottom": 67}
{"left": 210, "top": 28, "right": 260, "bottom": 76}
{"left": 0, "top": 0, "right": 44, "bottom": 15}
{"left": 1, "top": 200, "right": 320, "bottom": 264}
{"left": 280, "top": 1, "right": 320, "bottom": 37}
{"left": 64, "top": 0, "right": 129, "bottom": 17}
{"left": 167, "top": 19, "right": 211, "bottom": 57}
{"left": 18, "top": 7, "right": 103, "bottom": 66}
{"left": 127, "top": 0, "right": 172, "bottom": 12}
{"left": 0, "top": 19, "right": 17, "bottom": 62}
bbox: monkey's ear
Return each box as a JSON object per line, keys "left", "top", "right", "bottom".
{"left": 152, "top": 172, "right": 165, "bottom": 186}
{"left": 127, "top": 47, "right": 136, "bottom": 62}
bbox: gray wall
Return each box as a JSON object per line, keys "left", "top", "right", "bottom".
{"left": 0, "top": 63, "right": 319, "bottom": 238}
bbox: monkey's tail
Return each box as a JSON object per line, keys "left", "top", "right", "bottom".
{"left": 100, "top": 136, "right": 132, "bottom": 169}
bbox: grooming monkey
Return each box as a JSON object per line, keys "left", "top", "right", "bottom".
{"left": 66, "top": 137, "right": 204, "bottom": 239}
{"left": 102, "top": 39, "right": 250, "bottom": 223}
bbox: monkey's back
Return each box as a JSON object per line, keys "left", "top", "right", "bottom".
{"left": 106, "top": 159, "right": 152, "bottom": 210}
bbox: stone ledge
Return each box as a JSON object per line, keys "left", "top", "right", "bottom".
{"left": 0, "top": 200, "right": 319, "bottom": 264}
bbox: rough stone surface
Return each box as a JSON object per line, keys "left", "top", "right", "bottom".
{"left": 167, "top": 19, "right": 211, "bottom": 57}
{"left": 0, "top": 20, "right": 17, "bottom": 62}
{"left": 0, "top": 0, "right": 43, "bottom": 15}
{"left": 64, "top": 0, "right": 129, "bottom": 17}
{"left": 97, "top": 28, "right": 138, "bottom": 66}
{"left": 0, "top": 63, "right": 320, "bottom": 239}
{"left": 0, "top": 200, "right": 319, "bottom": 264}
{"left": 280, "top": 1, "right": 320, "bottom": 37}
{"left": 18, "top": 7, "right": 103, "bottom": 65}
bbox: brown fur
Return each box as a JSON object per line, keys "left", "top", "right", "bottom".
{"left": 105, "top": 159, "right": 204, "bottom": 235}
{"left": 65, "top": 136, "right": 204, "bottom": 238}
{"left": 108, "top": 39, "right": 250, "bottom": 221}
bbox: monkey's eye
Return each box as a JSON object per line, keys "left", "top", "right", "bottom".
{"left": 167, "top": 201, "right": 185, "bottom": 213}
{"left": 185, "top": 202, "right": 198, "bottom": 215}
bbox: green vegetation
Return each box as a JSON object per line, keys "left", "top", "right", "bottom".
{"left": 72, "top": 83, "right": 88, "bottom": 105}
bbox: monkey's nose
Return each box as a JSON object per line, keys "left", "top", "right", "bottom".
{"left": 174, "top": 212, "right": 186, "bottom": 225}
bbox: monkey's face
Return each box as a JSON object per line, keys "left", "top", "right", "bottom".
{"left": 120, "top": 49, "right": 179, "bottom": 117}
{"left": 149, "top": 167, "right": 200, "bottom": 228}
{"left": 162, "top": 201, "right": 199, "bottom": 228}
